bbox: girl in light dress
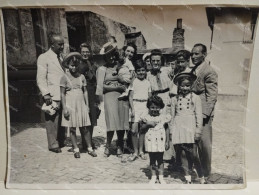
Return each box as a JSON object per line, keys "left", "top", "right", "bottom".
{"left": 60, "top": 52, "right": 96, "bottom": 159}
{"left": 139, "top": 95, "right": 170, "bottom": 184}
{"left": 170, "top": 72, "right": 205, "bottom": 184}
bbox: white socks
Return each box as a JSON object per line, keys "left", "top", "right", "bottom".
{"left": 159, "top": 175, "right": 166, "bottom": 184}
{"left": 185, "top": 175, "right": 192, "bottom": 184}
{"left": 74, "top": 148, "right": 79, "bottom": 153}
{"left": 199, "top": 176, "right": 206, "bottom": 184}
{"left": 149, "top": 175, "right": 167, "bottom": 184}
{"left": 149, "top": 176, "right": 157, "bottom": 184}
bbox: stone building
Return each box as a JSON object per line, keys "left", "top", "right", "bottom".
{"left": 3, "top": 8, "right": 146, "bottom": 122}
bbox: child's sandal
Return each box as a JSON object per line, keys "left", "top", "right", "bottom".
{"left": 139, "top": 152, "right": 147, "bottom": 160}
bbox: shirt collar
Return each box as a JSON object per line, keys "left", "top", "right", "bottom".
{"left": 194, "top": 60, "right": 207, "bottom": 75}
{"left": 49, "top": 48, "right": 59, "bottom": 57}
{"left": 179, "top": 93, "right": 191, "bottom": 98}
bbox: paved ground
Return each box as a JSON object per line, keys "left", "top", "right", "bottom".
{"left": 8, "top": 102, "right": 245, "bottom": 185}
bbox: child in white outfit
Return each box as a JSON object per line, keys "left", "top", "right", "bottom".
{"left": 128, "top": 60, "right": 151, "bottom": 162}
{"left": 140, "top": 95, "right": 170, "bottom": 184}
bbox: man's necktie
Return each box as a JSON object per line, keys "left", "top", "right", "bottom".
{"left": 57, "top": 54, "right": 65, "bottom": 71}
{"left": 156, "top": 73, "right": 163, "bottom": 90}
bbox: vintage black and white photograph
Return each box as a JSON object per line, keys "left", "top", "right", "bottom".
{"left": 2, "top": 5, "right": 258, "bottom": 189}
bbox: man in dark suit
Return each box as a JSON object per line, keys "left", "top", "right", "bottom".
{"left": 191, "top": 43, "right": 218, "bottom": 177}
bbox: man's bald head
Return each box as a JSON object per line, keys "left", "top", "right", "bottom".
{"left": 49, "top": 33, "right": 64, "bottom": 55}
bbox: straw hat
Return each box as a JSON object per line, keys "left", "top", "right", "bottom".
{"left": 173, "top": 72, "right": 197, "bottom": 85}
{"left": 100, "top": 42, "right": 117, "bottom": 55}
{"left": 142, "top": 52, "right": 151, "bottom": 61}
{"left": 62, "top": 52, "right": 82, "bottom": 68}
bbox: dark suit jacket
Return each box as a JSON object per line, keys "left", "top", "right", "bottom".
{"left": 192, "top": 61, "right": 218, "bottom": 117}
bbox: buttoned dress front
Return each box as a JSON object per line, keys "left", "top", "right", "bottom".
{"left": 170, "top": 93, "right": 202, "bottom": 145}
{"left": 140, "top": 113, "right": 171, "bottom": 152}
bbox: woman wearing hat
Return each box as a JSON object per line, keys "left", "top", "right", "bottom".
{"left": 96, "top": 43, "right": 129, "bottom": 157}
{"left": 60, "top": 52, "right": 96, "bottom": 158}
{"left": 169, "top": 72, "right": 205, "bottom": 184}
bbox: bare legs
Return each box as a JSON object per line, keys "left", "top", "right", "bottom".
{"left": 174, "top": 144, "right": 204, "bottom": 183}
{"left": 130, "top": 122, "right": 146, "bottom": 161}
{"left": 70, "top": 127, "right": 80, "bottom": 158}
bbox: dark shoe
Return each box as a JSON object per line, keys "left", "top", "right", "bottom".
{"left": 49, "top": 148, "right": 62, "bottom": 153}
{"left": 74, "top": 152, "right": 80, "bottom": 158}
{"left": 88, "top": 150, "right": 97, "bottom": 157}
{"left": 104, "top": 147, "right": 110, "bottom": 157}
{"left": 117, "top": 147, "right": 123, "bottom": 157}
{"left": 67, "top": 147, "right": 74, "bottom": 152}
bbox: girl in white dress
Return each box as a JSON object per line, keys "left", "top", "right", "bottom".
{"left": 60, "top": 52, "right": 96, "bottom": 159}
{"left": 170, "top": 72, "right": 205, "bottom": 184}
{"left": 140, "top": 95, "right": 170, "bottom": 184}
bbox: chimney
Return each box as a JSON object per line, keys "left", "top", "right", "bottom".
{"left": 172, "top": 18, "right": 185, "bottom": 51}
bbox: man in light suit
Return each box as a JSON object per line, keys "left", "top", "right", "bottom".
{"left": 191, "top": 43, "right": 218, "bottom": 177}
{"left": 37, "top": 34, "right": 65, "bottom": 153}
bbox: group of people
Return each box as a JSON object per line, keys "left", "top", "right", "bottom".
{"left": 36, "top": 33, "right": 218, "bottom": 185}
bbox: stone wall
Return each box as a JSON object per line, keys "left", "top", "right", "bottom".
{"left": 3, "top": 8, "right": 69, "bottom": 123}
{"left": 4, "top": 9, "right": 146, "bottom": 123}
{"left": 87, "top": 11, "right": 136, "bottom": 53}
{"left": 3, "top": 9, "right": 37, "bottom": 68}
